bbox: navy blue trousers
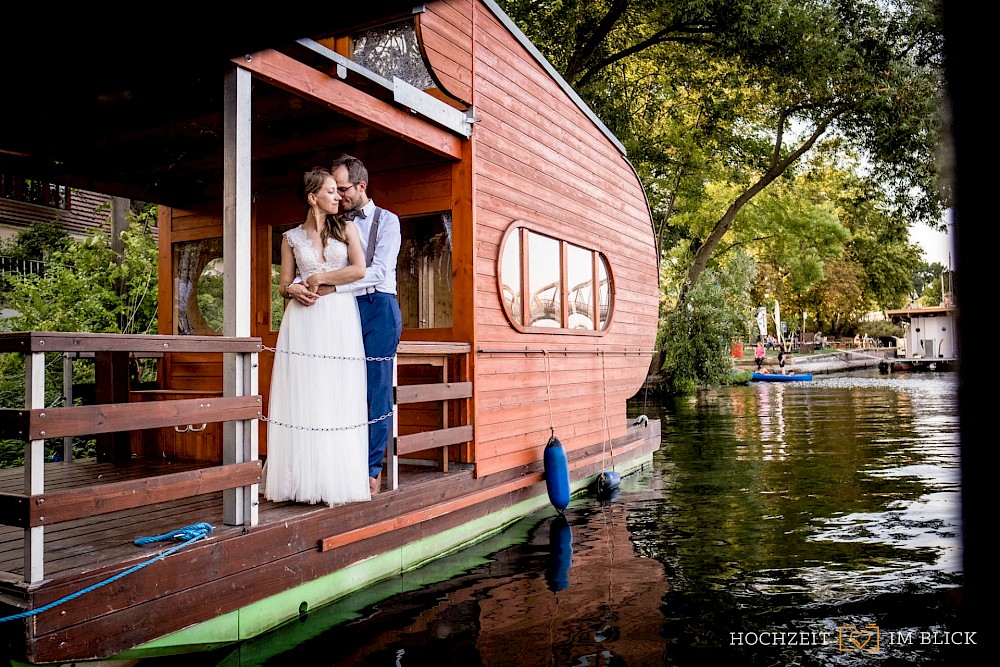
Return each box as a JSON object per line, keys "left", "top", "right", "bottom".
{"left": 357, "top": 292, "right": 402, "bottom": 479}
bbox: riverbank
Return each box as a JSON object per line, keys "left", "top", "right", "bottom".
{"left": 738, "top": 347, "right": 894, "bottom": 376}
{"left": 642, "top": 347, "right": 896, "bottom": 391}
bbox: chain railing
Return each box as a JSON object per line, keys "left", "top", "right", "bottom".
{"left": 258, "top": 343, "right": 394, "bottom": 431}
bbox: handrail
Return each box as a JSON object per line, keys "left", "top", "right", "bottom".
{"left": 1, "top": 333, "right": 473, "bottom": 580}
{"left": 0, "top": 331, "right": 261, "bottom": 584}
{"left": 388, "top": 342, "right": 473, "bottom": 490}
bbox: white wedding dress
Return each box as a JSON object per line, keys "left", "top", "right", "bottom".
{"left": 264, "top": 225, "right": 370, "bottom": 505}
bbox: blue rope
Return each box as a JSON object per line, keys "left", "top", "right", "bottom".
{"left": 133, "top": 522, "right": 214, "bottom": 545}
{"left": 0, "top": 522, "right": 213, "bottom": 623}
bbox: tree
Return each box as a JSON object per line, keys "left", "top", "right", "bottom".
{"left": 3, "top": 226, "right": 158, "bottom": 335}
{"left": 499, "top": 0, "right": 948, "bottom": 300}
{"left": 658, "top": 252, "right": 754, "bottom": 394}
{"left": 0, "top": 219, "right": 72, "bottom": 261}
{"left": 914, "top": 262, "right": 945, "bottom": 306}
{"left": 0, "top": 212, "right": 159, "bottom": 466}
{"left": 915, "top": 261, "right": 945, "bottom": 306}
{"left": 0, "top": 220, "right": 72, "bottom": 303}
{"left": 762, "top": 153, "right": 923, "bottom": 332}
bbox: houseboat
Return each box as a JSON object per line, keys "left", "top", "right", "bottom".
{"left": 880, "top": 270, "right": 959, "bottom": 373}
{"left": 0, "top": 1, "right": 660, "bottom": 663}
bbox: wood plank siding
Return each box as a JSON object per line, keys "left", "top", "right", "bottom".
{"left": 416, "top": 0, "right": 475, "bottom": 106}
{"left": 465, "top": 2, "right": 658, "bottom": 477}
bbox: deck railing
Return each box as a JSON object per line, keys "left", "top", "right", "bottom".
{"left": 390, "top": 341, "right": 473, "bottom": 490}
{"left": 0, "top": 332, "right": 262, "bottom": 583}
{"left": 0, "top": 333, "right": 474, "bottom": 583}
{"left": 0, "top": 255, "right": 45, "bottom": 277}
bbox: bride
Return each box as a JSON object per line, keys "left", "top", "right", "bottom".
{"left": 263, "top": 167, "right": 371, "bottom": 506}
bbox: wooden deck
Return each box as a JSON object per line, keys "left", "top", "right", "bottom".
{"left": 0, "top": 458, "right": 459, "bottom": 581}
{"left": 0, "top": 422, "right": 659, "bottom": 664}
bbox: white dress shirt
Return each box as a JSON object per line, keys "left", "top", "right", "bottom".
{"left": 340, "top": 199, "right": 401, "bottom": 296}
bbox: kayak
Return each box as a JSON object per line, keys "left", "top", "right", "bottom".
{"left": 751, "top": 372, "right": 813, "bottom": 382}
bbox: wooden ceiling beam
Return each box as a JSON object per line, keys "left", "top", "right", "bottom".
{"left": 235, "top": 49, "right": 463, "bottom": 161}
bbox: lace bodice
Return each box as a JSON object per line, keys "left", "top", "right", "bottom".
{"left": 284, "top": 225, "right": 349, "bottom": 280}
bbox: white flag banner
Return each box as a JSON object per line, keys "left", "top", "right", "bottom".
{"left": 756, "top": 307, "right": 767, "bottom": 338}
{"left": 773, "top": 301, "right": 782, "bottom": 345}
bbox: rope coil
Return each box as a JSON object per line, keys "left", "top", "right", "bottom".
{"left": 133, "top": 522, "right": 213, "bottom": 546}
{"left": 0, "top": 523, "right": 213, "bottom": 623}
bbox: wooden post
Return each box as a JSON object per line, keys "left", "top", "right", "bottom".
{"left": 94, "top": 351, "right": 132, "bottom": 463}
{"left": 110, "top": 196, "right": 131, "bottom": 261}
{"left": 111, "top": 197, "right": 131, "bottom": 332}
{"left": 25, "top": 351, "right": 45, "bottom": 582}
{"left": 222, "top": 64, "right": 258, "bottom": 527}
{"left": 387, "top": 355, "right": 399, "bottom": 491}
{"left": 62, "top": 352, "right": 74, "bottom": 461}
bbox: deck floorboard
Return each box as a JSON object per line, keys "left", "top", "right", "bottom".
{"left": 0, "top": 458, "right": 459, "bottom": 579}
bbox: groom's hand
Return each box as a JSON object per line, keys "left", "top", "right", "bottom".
{"left": 314, "top": 285, "right": 337, "bottom": 297}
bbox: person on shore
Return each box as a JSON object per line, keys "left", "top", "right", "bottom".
{"left": 264, "top": 167, "right": 371, "bottom": 506}
{"left": 755, "top": 340, "right": 766, "bottom": 370}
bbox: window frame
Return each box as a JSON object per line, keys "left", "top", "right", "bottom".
{"left": 497, "top": 220, "right": 614, "bottom": 336}
{"left": 0, "top": 174, "right": 73, "bottom": 210}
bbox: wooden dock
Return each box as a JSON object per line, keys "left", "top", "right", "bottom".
{"left": 877, "top": 356, "right": 959, "bottom": 373}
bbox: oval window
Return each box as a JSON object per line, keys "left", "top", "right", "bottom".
{"left": 498, "top": 222, "right": 613, "bottom": 334}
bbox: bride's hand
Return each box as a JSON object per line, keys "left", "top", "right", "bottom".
{"left": 288, "top": 282, "right": 319, "bottom": 306}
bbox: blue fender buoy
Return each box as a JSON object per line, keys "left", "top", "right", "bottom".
{"left": 544, "top": 435, "right": 570, "bottom": 511}
{"left": 595, "top": 470, "right": 621, "bottom": 497}
{"left": 545, "top": 514, "right": 573, "bottom": 591}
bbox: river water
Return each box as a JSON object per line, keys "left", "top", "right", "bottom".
{"left": 158, "top": 371, "right": 969, "bottom": 666}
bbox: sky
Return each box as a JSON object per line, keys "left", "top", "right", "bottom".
{"left": 910, "top": 212, "right": 955, "bottom": 268}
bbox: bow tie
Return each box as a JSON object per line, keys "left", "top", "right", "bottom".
{"left": 343, "top": 209, "right": 364, "bottom": 221}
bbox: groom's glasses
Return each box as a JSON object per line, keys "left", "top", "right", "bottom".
{"left": 337, "top": 182, "right": 358, "bottom": 193}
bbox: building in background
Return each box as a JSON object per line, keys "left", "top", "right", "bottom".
{"left": 1, "top": 174, "right": 112, "bottom": 241}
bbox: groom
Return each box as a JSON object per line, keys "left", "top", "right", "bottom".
{"left": 319, "top": 154, "right": 402, "bottom": 496}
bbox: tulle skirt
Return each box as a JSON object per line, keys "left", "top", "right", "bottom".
{"left": 264, "top": 291, "right": 370, "bottom": 505}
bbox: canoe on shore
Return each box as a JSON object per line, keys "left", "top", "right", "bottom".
{"left": 751, "top": 371, "right": 813, "bottom": 382}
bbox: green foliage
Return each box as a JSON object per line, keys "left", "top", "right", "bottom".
{"left": 729, "top": 369, "right": 752, "bottom": 385}
{"left": 197, "top": 269, "right": 224, "bottom": 333}
{"left": 0, "top": 212, "right": 159, "bottom": 467}
{"left": 271, "top": 266, "right": 286, "bottom": 329}
{"left": 914, "top": 261, "right": 945, "bottom": 305}
{"left": 0, "top": 220, "right": 73, "bottom": 303}
{"left": 0, "top": 219, "right": 72, "bottom": 260}
{"left": 854, "top": 319, "right": 904, "bottom": 340}
{"left": 658, "top": 254, "right": 754, "bottom": 394}
{"left": 2, "top": 224, "right": 158, "bottom": 335}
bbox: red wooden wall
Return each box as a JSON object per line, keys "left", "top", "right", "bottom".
{"left": 421, "top": 1, "right": 659, "bottom": 476}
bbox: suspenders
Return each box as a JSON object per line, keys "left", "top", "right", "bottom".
{"left": 365, "top": 207, "right": 383, "bottom": 267}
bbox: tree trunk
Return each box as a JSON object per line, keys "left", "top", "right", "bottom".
{"left": 679, "top": 106, "right": 847, "bottom": 301}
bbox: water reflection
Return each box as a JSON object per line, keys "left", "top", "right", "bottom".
{"left": 153, "top": 372, "right": 965, "bottom": 666}
{"left": 179, "top": 486, "right": 669, "bottom": 667}
{"left": 639, "top": 371, "right": 965, "bottom": 664}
